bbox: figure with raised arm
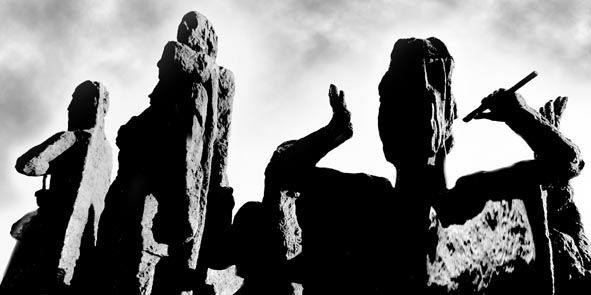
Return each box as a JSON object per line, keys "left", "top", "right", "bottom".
{"left": 252, "top": 37, "right": 588, "bottom": 295}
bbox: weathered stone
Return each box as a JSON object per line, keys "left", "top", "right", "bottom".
{"left": 212, "top": 67, "right": 235, "bottom": 188}
{"left": 277, "top": 190, "right": 302, "bottom": 260}
{"left": 427, "top": 200, "right": 535, "bottom": 292}
{"left": 95, "top": 11, "right": 234, "bottom": 295}
{"left": 138, "top": 194, "right": 169, "bottom": 295}
{"left": 157, "top": 41, "right": 214, "bottom": 83}
{"left": 177, "top": 11, "right": 218, "bottom": 59}
{"left": 216, "top": 37, "right": 587, "bottom": 295}
{"left": 206, "top": 266, "right": 244, "bottom": 295}
{"left": 0, "top": 81, "right": 112, "bottom": 293}
{"left": 376, "top": 37, "right": 585, "bottom": 294}
{"left": 538, "top": 97, "right": 591, "bottom": 294}
{"left": 424, "top": 97, "right": 591, "bottom": 295}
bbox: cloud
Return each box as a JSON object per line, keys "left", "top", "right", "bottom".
{"left": 231, "top": 0, "right": 591, "bottom": 77}
{"left": 1, "top": 0, "right": 590, "bottom": 276}
{"left": 0, "top": 68, "right": 52, "bottom": 205}
{"left": 488, "top": 0, "right": 591, "bottom": 75}
{"left": 1, "top": 0, "right": 589, "bottom": 205}
{"left": 0, "top": 0, "right": 180, "bottom": 205}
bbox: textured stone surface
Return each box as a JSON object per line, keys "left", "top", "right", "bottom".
{"left": 278, "top": 190, "right": 302, "bottom": 260}
{"left": 138, "top": 194, "right": 169, "bottom": 295}
{"left": 95, "top": 11, "right": 234, "bottom": 295}
{"left": 427, "top": 200, "right": 535, "bottom": 292}
{"left": 3, "top": 19, "right": 589, "bottom": 295}
{"left": 1, "top": 81, "right": 112, "bottom": 293}
{"left": 538, "top": 97, "right": 591, "bottom": 293}
{"left": 177, "top": 11, "right": 218, "bottom": 60}
{"left": 230, "top": 86, "right": 396, "bottom": 295}
{"left": 206, "top": 266, "right": 244, "bottom": 295}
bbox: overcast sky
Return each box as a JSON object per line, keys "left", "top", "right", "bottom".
{"left": 1, "top": 0, "right": 590, "bottom": 276}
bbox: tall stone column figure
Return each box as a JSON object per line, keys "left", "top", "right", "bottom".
{"left": 95, "top": 11, "right": 235, "bottom": 295}
{"left": 0, "top": 81, "right": 112, "bottom": 294}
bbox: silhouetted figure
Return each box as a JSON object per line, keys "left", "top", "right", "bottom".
{"left": 94, "top": 11, "right": 235, "bottom": 295}
{"left": 0, "top": 81, "right": 112, "bottom": 294}
{"left": 378, "top": 38, "right": 585, "bottom": 294}
{"left": 251, "top": 37, "right": 585, "bottom": 294}
{"left": 230, "top": 85, "right": 395, "bottom": 295}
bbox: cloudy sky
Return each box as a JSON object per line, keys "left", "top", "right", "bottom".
{"left": 1, "top": 0, "right": 590, "bottom": 276}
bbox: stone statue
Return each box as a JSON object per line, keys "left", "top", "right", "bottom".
{"left": 0, "top": 81, "right": 112, "bottom": 294}
{"left": 233, "top": 84, "right": 359, "bottom": 295}
{"left": 537, "top": 98, "right": 591, "bottom": 294}
{"left": 94, "top": 11, "right": 235, "bottom": 295}
{"left": 375, "top": 37, "right": 587, "bottom": 294}
{"left": 239, "top": 37, "right": 587, "bottom": 295}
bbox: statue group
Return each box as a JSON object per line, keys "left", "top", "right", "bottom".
{"left": 1, "top": 11, "right": 589, "bottom": 295}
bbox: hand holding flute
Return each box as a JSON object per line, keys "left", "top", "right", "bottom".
{"left": 463, "top": 71, "right": 538, "bottom": 122}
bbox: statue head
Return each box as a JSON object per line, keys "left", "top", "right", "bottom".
{"left": 378, "top": 37, "right": 457, "bottom": 169}
{"left": 68, "top": 81, "right": 109, "bottom": 131}
{"left": 177, "top": 11, "right": 218, "bottom": 59}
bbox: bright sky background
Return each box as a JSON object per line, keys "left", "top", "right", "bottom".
{"left": 1, "top": 0, "right": 590, "bottom": 277}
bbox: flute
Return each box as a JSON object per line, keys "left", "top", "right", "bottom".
{"left": 463, "top": 71, "right": 538, "bottom": 122}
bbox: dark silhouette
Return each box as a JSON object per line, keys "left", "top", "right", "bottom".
{"left": 378, "top": 37, "right": 585, "bottom": 293}
{"left": 3, "top": 11, "right": 588, "bottom": 294}
{"left": 537, "top": 98, "right": 591, "bottom": 294}
{"left": 379, "top": 37, "right": 584, "bottom": 293}
{"left": 232, "top": 37, "right": 586, "bottom": 295}
{"left": 233, "top": 84, "right": 396, "bottom": 295}
{"left": 1, "top": 81, "right": 112, "bottom": 294}
{"left": 94, "top": 11, "right": 235, "bottom": 295}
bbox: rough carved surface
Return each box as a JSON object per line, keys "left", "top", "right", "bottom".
{"left": 206, "top": 266, "right": 243, "bottom": 295}
{"left": 539, "top": 98, "right": 591, "bottom": 293}
{"left": 95, "top": 11, "right": 234, "bottom": 295}
{"left": 1, "top": 81, "right": 112, "bottom": 293}
{"left": 3, "top": 13, "right": 591, "bottom": 295}
{"left": 427, "top": 200, "right": 535, "bottom": 293}
{"left": 277, "top": 190, "right": 302, "bottom": 260}
{"left": 202, "top": 38, "right": 588, "bottom": 295}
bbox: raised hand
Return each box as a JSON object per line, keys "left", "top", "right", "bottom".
{"left": 329, "top": 84, "right": 346, "bottom": 112}
{"left": 539, "top": 96, "right": 568, "bottom": 129}
{"left": 327, "top": 84, "right": 353, "bottom": 138}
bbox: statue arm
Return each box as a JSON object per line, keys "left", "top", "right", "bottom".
{"left": 442, "top": 96, "right": 583, "bottom": 220}
{"left": 15, "top": 131, "right": 78, "bottom": 176}
{"left": 277, "top": 84, "right": 353, "bottom": 171}
{"left": 263, "top": 84, "right": 352, "bottom": 202}
{"left": 507, "top": 99, "right": 582, "bottom": 182}
{"left": 473, "top": 90, "right": 583, "bottom": 185}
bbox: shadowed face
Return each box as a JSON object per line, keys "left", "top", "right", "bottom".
{"left": 68, "top": 81, "right": 103, "bottom": 131}
{"left": 378, "top": 37, "right": 456, "bottom": 169}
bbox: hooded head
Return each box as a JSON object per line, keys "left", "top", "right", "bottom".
{"left": 378, "top": 37, "right": 457, "bottom": 169}
{"left": 68, "top": 80, "right": 108, "bottom": 131}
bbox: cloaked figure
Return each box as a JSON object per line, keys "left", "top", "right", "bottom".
{"left": 0, "top": 81, "right": 112, "bottom": 294}
{"left": 95, "top": 11, "right": 235, "bottom": 295}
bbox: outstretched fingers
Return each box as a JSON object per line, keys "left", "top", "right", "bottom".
{"left": 540, "top": 100, "right": 556, "bottom": 126}
{"left": 327, "top": 83, "right": 353, "bottom": 139}
{"left": 539, "top": 96, "right": 568, "bottom": 128}
{"left": 329, "top": 84, "right": 347, "bottom": 112}
{"left": 553, "top": 96, "right": 568, "bottom": 128}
